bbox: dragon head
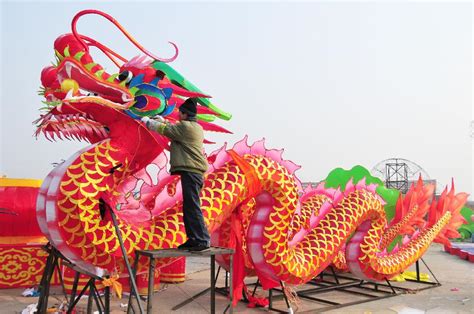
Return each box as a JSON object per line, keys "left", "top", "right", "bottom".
{"left": 35, "top": 31, "right": 231, "bottom": 145}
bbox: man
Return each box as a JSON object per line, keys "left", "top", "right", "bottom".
{"left": 141, "top": 98, "right": 210, "bottom": 251}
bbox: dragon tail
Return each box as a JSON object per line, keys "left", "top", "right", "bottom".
{"left": 428, "top": 180, "right": 468, "bottom": 247}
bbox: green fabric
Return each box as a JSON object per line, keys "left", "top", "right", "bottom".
{"left": 458, "top": 206, "right": 474, "bottom": 240}
{"left": 152, "top": 61, "right": 232, "bottom": 120}
{"left": 149, "top": 120, "right": 208, "bottom": 175}
{"left": 323, "top": 165, "right": 400, "bottom": 222}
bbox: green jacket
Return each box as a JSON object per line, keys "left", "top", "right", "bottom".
{"left": 148, "top": 119, "right": 208, "bottom": 175}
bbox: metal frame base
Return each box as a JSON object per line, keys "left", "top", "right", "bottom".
{"left": 130, "top": 248, "right": 234, "bottom": 314}
{"left": 35, "top": 243, "right": 111, "bottom": 314}
{"left": 259, "top": 258, "right": 441, "bottom": 313}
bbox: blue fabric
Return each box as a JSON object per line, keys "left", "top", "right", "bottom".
{"left": 129, "top": 73, "right": 145, "bottom": 88}
{"left": 161, "top": 104, "right": 175, "bottom": 116}
{"left": 125, "top": 110, "right": 142, "bottom": 119}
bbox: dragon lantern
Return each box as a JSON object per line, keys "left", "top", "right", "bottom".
{"left": 35, "top": 9, "right": 468, "bottom": 306}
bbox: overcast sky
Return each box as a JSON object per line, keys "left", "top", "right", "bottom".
{"left": 1, "top": 1, "right": 472, "bottom": 198}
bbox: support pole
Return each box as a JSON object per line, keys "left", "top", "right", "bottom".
{"left": 229, "top": 253, "right": 234, "bottom": 314}
{"left": 211, "top": 254, "right": 216, "bottom": 314}
{"left": 68, "top": 272, "right": 80, "bottom": 310}
{"left": 107, "top": 202, "right": 144, "bottom": 314}
{"left": 416, "top": 260, "right": 420, "bottom": 281}
{"left": 421, "top": 257, "right": 440, "bottom": 284}
{"left": 280, "top": 281, "right": 292, "bottom": 311}
{"left": 127, "top": 254, "right": 140, "bottom": 314}
{"left": 37, "top": 245, "right": 63, "bottom": 314}
{"left": 104, "top": 284, "right": 110, "bottom": 313}
{"left": 147, "top": 258, "right": 156, "bottom": 314}
{"left": 86, "top": 279, "right": 94, "bottom": 314}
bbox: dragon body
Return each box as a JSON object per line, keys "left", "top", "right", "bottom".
{"left": 36, "top": 10, "right": 468, "bottom": 301}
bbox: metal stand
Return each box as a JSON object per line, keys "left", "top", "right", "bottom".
{"left": 172, "top": 266, "right": 239, "bottom": 310}
{"left": 263, "top": 258, "right": 441, "bottom": 313}
{"left": 36, "top": 244, "right": 69, "bottom": 313}
{"left": 66, "top": 275, "right": 109, "bottom": 314}
{"left": 100, "top": 199, "right": 144, "bottom": 314}
{"left": 35, "top": 243, "right": 110, "bottom": 314}
{"left": 130, "top": 247, "right": 234, "bottom": 314}
{"left": 37, "top": 198, "right": 145, "bottom": 314}
{"left": 268, "top": 281, "right": 293, "bottom": 314}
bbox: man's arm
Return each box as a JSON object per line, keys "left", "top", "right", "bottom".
{"left": 142, "top": 116, "right": 185, "bottom": 141}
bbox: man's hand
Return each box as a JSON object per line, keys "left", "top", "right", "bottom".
{"left": 141, "top": 115, "right": 164, "bottom": 123}
{"left": 141, "top": 115, "right": 166, "bottom": 132}
{"left": 153, "top": 115, "right": 165, "bottom": 123}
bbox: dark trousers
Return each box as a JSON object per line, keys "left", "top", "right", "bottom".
{"left": 180, "top": 171, "right": 210, "bottom": 245}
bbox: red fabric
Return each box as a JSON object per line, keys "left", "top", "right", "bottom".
{"left": 243, "top": 286, "right": 269, "bottom": 308}
{"left": 228, "top": 150, "right": 261, "bottom": 199}
{"left": 227, "top": 149, "right": 278, "bottom": 302}
{"left": 0, "top": 187, "right": 42, "bottom": 237}
{"left": 254, "top": 270, "right": 279, "bottom": 290}
{"left": 229, "top": 209, "right": 246, "bottom": 306}
{"left": 228, "top": 208, "right": 272, "bottom": 307}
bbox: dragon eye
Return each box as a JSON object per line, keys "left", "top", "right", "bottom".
{"left": 118, "top": 70, "right": 133, "bottom": 83}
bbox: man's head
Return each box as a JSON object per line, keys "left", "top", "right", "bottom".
{"left": 179, "top": 98, "right": 197, "bottom": 120}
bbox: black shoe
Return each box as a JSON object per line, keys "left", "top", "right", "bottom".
{"left": 188, "top": 245, "right": 210, "bottom": 252}
{"left": 177, "top": 240, "right": 194, "bottom": 250}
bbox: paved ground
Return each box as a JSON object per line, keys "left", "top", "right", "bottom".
{"left": 1, "top": 244, "right": 472, "bottom": 313}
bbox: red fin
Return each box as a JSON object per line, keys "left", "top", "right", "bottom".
{"left": 429, "top": 181, "right": 469, "bottom": 245}
{"left": 390, "top": 177, "right": 433, "bottom": 234}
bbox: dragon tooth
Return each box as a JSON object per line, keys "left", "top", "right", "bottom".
{"left": 76, "top": 123, "right": 87, "bottom": 137}
{"left": 92, "top": 125, "right": 101, "bottom": 137}
{"left": 71, "top": 124, "right": 81, "bottom": 136}
{"left": 99, "top": 127, "right": 108, "bottom": 138}
{"left": 83, "top": 124, "right": 92, "bottom": 135}
{"left": 92, "top": 125, "right": 105, "bottom": 138}
{"left": 86, "top": 125, "right": 96, "bottom": 138}
{"left": 65, "top": 89, "right": 74, "bottom": 100}
{"left": 65, "top": 62, "right": 73, "bottom": 78}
